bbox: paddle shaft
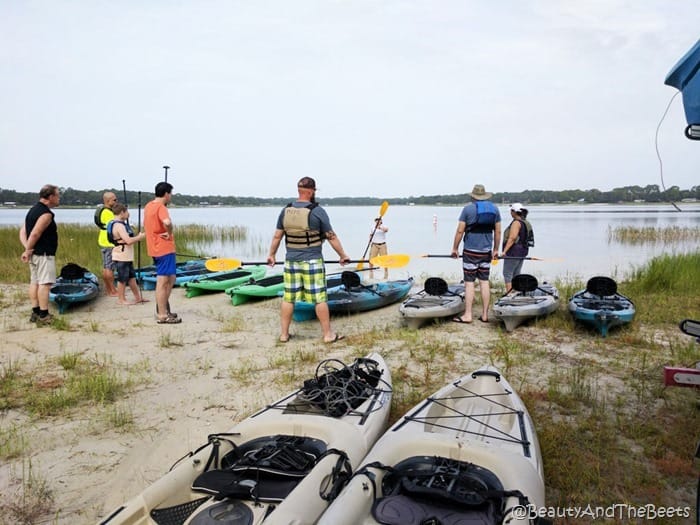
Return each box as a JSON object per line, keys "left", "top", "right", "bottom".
{"left": 423, "top": 254, "right": 551, "bottom": 261}
{"left": 136, "top": 191, "right": 142, "bottom": 288}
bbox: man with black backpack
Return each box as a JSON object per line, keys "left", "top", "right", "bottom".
{"left": 96, "top": 191, "right": 119, "bottom": 296}
{"left": 450, "top": 184, "right": 501, "bottom": 324}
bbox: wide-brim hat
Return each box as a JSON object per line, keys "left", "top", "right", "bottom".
{"left": 470, "top": 184, "right": 492, "bottom": 200}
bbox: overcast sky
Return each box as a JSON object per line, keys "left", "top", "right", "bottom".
{"left": 1, "top": 1, "right": 699, "bottom": 199}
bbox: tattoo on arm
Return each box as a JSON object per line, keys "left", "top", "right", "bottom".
{"left": 325, "top": 231, "right": 337, "bottom": 241}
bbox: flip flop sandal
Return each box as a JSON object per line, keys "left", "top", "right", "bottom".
{"left": 157, "top": 316, "right": 182, "bottom": 324}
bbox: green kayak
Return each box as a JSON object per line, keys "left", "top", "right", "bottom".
{"left": 226, "top": 272, "right": 347, "bottom": 306}
{"left": 184, "top": 265, "right": 268, "bottom": 298}
{"left": 226, "top": 273, "right": 284, "bottom": 306}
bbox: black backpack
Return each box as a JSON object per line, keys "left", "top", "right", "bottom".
{"left": 60, "top": 263, "right": 88, "bottom": 280}
{"left": 94, "top": 205, "right": 107, "bottom": 229}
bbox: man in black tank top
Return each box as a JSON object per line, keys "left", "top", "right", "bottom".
{"left": 20, "top": 184, "right": 60, "bottom": 324}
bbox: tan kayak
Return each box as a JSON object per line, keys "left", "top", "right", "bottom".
{"left": 318, "top": 366, "right": 545, "bottom": 525}
{"left": 99, "top": 354, "right": 392, "bottom": 525}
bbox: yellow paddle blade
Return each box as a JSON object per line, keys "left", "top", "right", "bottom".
{"left": 357, "top": 260, "right": 365, "bottom": 270}
{"left": 204, "top": 258, "right": 242, "bottom": 272}
{"left": 370, "top": 254, "right": 410, "bottom": 269}
{"left": 379, "top": 200, "right": 389, "bottom": 217}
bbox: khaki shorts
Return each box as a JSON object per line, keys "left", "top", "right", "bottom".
{"left": 369, "top": 242, "right": 388, "bottom": 260}
{"left": 29, "top": 255, "right": 57, "bottom": 285}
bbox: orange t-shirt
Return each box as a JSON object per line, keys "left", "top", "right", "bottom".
{"left": 144, "top": 200, "right": 176, "bottom": 257}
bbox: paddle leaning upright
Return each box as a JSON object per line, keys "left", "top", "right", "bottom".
{"left": 266, "top": 177, "right": 352, "bottom": 344}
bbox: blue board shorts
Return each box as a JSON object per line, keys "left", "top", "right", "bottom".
{"left": 283, "top": 259, "right": 327, "bottom": 304}
{"left": 154, "top": 253, "right": 177, "bottom": 276}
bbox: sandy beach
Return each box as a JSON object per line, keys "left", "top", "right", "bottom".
{"left": 0, "top": 280, "right": 696, "bottom": 524}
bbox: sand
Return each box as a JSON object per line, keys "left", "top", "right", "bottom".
{"left": 0, "top": 280, "right": 508, "bottom": 524}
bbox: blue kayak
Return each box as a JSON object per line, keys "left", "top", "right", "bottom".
{"left": 568, "top": 276, "right": 635, "bottom": 337}
{"left": 293, "top": 274, "right": 414, "bottom": 322}
{"left": 50, "top": 270, "right": 100, "bottom": 314}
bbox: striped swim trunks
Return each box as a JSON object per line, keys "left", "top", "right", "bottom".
{"left": 283, "top": 259, "right": 328, "bottom": 303}
{"left": 462, "top": 249, "right": 493, "bottom": 282}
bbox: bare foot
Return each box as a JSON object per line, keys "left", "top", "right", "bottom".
{"left": 135, "top": 298, "right": 150, "bottom": 303}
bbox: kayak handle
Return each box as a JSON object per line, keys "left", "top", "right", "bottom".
{"left": 471, "top": 370, "right": 501, "bottom": 381}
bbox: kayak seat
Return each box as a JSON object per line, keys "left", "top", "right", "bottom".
{"left": 373, "top": 456, "right": 509, "bottom": 525}
{"left": 341, "top": 270, "right": 384, "bottom": 296}
{"left": 192, "top": 435, "right": 326, "bottom": 503}
{"left": 424, "top": 277, "right": 448, "bottom": 296}
{"left": 586, "top": 276, "right": 617, "bottom": 296}
{"left": 372, "top": 494, "right": 498, "bottom": 525}
{"left": 512, "top": 274, "right": 538, "bottom": 293}
{"left": 341, "top": 271, "right": 362, "bottom": 289}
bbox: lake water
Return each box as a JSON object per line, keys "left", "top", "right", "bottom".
{"left": 2, "top": 203, "right": 699, "bottom": 284}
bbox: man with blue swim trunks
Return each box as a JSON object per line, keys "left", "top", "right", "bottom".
{"left": 267, "top": 177, "right": 351, "bottom": 343}
{"left": 144, "top": 181, "right": 181, "bottom": 324}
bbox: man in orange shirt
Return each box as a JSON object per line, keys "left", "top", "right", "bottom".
{"left": 144, "top": 181, "right": 181, "bottom": 324}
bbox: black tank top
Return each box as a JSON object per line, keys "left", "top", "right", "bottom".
{"left": 25, "top": 202, "right": 57, "bottom": 255}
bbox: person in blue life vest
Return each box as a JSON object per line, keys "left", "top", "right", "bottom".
{"left": 450, "top": 184, "right": 501, "bottom": 324}
{"left": 97, "top": 191, "right": 119, "bottom": 296}
{"left": 500, "top": 203, "right": 532, "bottom": 294}
{"left": 267, "top": 177, "right": 352, "bottom": 344}
{"left": 19, "top": 184, "right": 61, "bottom": 325}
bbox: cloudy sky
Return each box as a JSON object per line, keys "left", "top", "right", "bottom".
{"left": 1, "top": 1, "right": 699, "bottom": 198}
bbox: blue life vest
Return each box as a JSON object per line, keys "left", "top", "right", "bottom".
{"left": 467, "top": 201, "right": 498, "bottom": 234}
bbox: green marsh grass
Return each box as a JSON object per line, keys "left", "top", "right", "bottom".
{"left": 0, "top": 222, "right": 247, "bottom": 283}
{"left": 608, "top": 224, "right": 700, "bottom": 244}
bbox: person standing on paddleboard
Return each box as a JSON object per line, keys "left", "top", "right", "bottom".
{"left": 267, "top": 176, "right": 351, "bottom": 344}
{"left": 450, "top": 184, "right": 501, "bottom": 324}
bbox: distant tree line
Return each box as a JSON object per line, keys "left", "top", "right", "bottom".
{"left": 1, "top": 184, "right": 698, "bottom": 208}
